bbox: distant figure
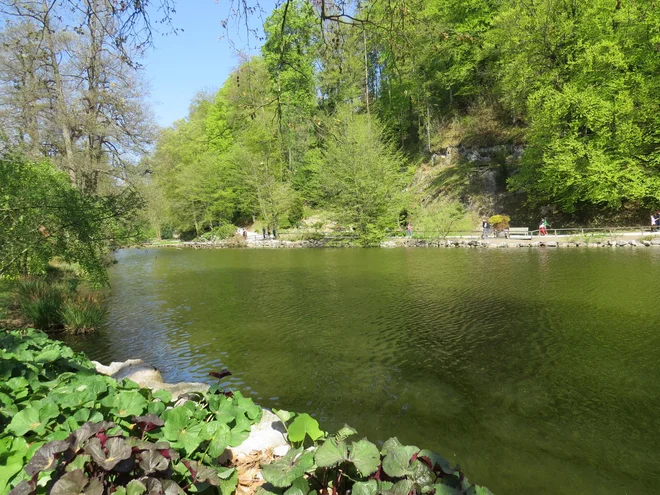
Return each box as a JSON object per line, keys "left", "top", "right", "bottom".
{"left": 267, "top": 227, "right": 271, "bottom": 238}
{"left": 539, "top": 218, "right": 548, "bottom": 236}
{"left": 273, "top": 228, "right": 277, "bottom": 239}
{"left": 481, "top": 218, "right": 490, "bottom": 239}
{"left": 242, "top": 229, "right": 248, "bottom": 240}
{"left": 262, "top": 227, "right": 266, "bottom": 239}
{"left": 406, "top": 222, "right": 412, "bottom": 237}
{"left": 651, "top": 213, "right": 656, "bottom": 233}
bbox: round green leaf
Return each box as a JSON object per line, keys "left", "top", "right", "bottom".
{"left": 349, "top": 439, "right": 380, "bottom": 476}
{"left": 287, "top": 413, "right": 323, "bottom": 443}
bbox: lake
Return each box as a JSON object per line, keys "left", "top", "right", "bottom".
{"left": 66, "top": 247, "right": 660, "bottom": 494}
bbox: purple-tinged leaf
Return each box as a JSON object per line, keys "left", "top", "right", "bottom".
{"left": 139, "top": 450, "right": 169, "bottom": 474}
{"left": 69, "top": 422, "right": 115, "bottom": 450}
{"left": 51, "top": 469, "right": 88, "bottom": 495}
{"left": 114, "top": 457, "right": 136, "bottom": 473}
{"left": 83, "top": 478, "right": 103, "bottom": 495}
{"left": 161, "top": 479, "right": 185, "bottom": 495}
{"left": 8, "top": 477, "right": 37, "bottom": 495}
{"left": 132, "top": 414, "right": 164, "bottom": 433}
{"left": 209, "top": 369, "right": 232, "bottom": 381}
{"left": 159, "top": 448, "right": 179, "bottom": 461}
{"left": 183, "top": 459, "right": 222, "bottom": 485}
{"left": 84, "top": 437, "right": 132, "bottom": 470}
{"left": 25, "top": 440, "right": 69, "bottom": 476}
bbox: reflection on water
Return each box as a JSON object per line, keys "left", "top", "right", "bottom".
{"left": 65, "top": 247, "right": 660, "bottom": 494}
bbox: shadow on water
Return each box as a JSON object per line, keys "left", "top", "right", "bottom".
{"left": 65, "top": 247, "right": 660, "bottom": 494}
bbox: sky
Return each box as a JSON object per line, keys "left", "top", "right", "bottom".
{"left": 142, "top": 0, "right": 274, "bottom": 128}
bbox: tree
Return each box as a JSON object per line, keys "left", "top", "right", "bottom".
{"left": 321, "top": 111, "right": 405, "bottom": 239}
{"left": 497, "top": 0, "right": 660, "bottom": 212}
{"left": 0, "top": 154, "right": 142, "bottom": 284}
{"left": 0, "top": 0, "right": 157, "bottom": 192}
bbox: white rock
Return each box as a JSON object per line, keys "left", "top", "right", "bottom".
{"left": 230, "top": 409, "right": 289, "bottom": 458}
{"left": 92, "top": 359, "right": 209, "bottom": 399}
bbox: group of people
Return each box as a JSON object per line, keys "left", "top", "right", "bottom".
{"left": 262, "top": 227, "right": 277, "bottom": 239}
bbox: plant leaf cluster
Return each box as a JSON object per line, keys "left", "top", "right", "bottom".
{"left": 0, "top": 329, "right": 262, "bottom": 494}
{"left": 262, "top": 410, "right": 493, "bottom": 495}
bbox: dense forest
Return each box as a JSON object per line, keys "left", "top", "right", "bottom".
{"left": 139, "top": 0, "right": 660, "bottom": 240}
{"left": 3, "top": 0, "right": 660, "bottom": 271}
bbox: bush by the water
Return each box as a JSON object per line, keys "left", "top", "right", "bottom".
{"left": 14, "top": 275, "right": 106, "bottom": 333}
{"left": 198, "top": 224, "right": 238, "bottom": 241}
{"left": 0, "top": 329, "right": 494, "bottom": 495}
{"left": 59, "top": 295, "right": 107, "bottom": 334}
{"left": 488, "top": 214, "right": 511, "bottom": 233}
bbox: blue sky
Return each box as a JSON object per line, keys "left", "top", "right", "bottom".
{"left": 143, "top": 0, "right": 274, "bottom": 127}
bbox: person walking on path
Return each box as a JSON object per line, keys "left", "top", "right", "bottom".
{"left": 651, "top": 213, "right": 657, "bottom": 233}
{"left": 262, "top": 227, "right": 266, "bottom": 239}
{"left": 406, "top": 222, "right": 413, "bottom": 237}
{"left": 539, "top": 218, "right": 548, "bottom": 236}
{"left": 481, "top": 218, "right": 490, "bottom": 239}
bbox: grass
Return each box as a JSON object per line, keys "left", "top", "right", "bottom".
{"left": 12, "top": 271, "right": 106, "bottom": 333}
{"left": 14, "top": 278, "right": 67, "bottom": 330}
{"left": 60, "top": 295, "right": 107, "bottom": 334}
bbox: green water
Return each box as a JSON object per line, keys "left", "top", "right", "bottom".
{"left": 67, "top": 247, "right": 660, "bottom": 494}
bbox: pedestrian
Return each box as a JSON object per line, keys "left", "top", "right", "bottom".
{"left": 651, "top": 213, "right": 656, "bottom": 233}
{"left": 273, "top": 228, "right": 277, "bottom": 239}
{"left": 406, "top": 222, "right": 413, "bottom": 237}
{"left": 267, "top": 226, "right": 271, "bottom": 238}
{"left": 481, "top": 218, "right": 490, "bottom": 239}
{"left": 242, "top": 229, "right": 247, "bottom": 240}
{"left": 539, "top": 217, "right": 548, "bottom": 236}
{"left": 262, "top": 227, "right": 266, "bottom": 239}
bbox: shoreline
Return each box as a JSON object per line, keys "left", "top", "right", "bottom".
{"left": 141, "top": 236, "right": 660, "bottom": 250}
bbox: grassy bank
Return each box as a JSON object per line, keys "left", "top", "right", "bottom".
{"left": 1, "top": 266, "right": 108, "bottom": 334}
{"left": 0, "top": 329, "right": 493, "bottom": 495}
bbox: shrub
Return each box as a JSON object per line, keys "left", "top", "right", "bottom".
{"left": 357, "top": 224, "right": 385, "bottom": 247}
{"left": 60, "top": 295, "right": 107, "bottom": 334}
{"left": 488, "top": 214, "right": 511, "bottom": 232}
{"left": 224, "top": 234, "right": 248, "bottom": 248}
{"left": 15, "top": 279, "right": 66, "bottom": 330}
{"left": 288, "top": 197, "right": 305, "bottom": 227}
{"left": 199, "top": 224, "right": 237, "bottom": 241}
{"left": 14, "top": 275, "right": 106, "bottom": 333}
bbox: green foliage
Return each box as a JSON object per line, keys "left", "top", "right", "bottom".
{"left": 321, "top": 112, "right": 405, "bottom": 238}
{"left": 141, "top": 0, "right": 660, "bottom": 234}
{"left": 14, "top": 275, "right": 106, "bottom": 334}
{"left": 0, "top": 329, "right": 262, "bottom": 494}
{"left": 488, "top": 214, "right": 510, "bottom": 232}
{"left": 60, "top": 295, "right": 107, "bottom": 335}
{"left": 260, "top": 411, "right": 493, "bottom": 495}
{"left": 16, "top": 283, "right": 65, "bottom": 331}
{"left": 492, "top": 0, "right": 660, "bottom": 212}
{"left": 199, "top": 224, "right": 238, "bottom": 242}
{"left": 411, "top": 199, "right": 475, "bottom": 237}
{"left": 0, "top": 155, "right": 142, "bottom": 284}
